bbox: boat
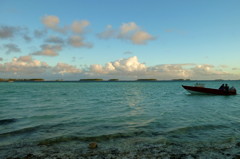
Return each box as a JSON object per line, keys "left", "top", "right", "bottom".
{"left": 182, "top": 84, "right": 237, "bottom": 95}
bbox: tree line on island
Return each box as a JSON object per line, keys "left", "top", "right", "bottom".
{"left": 0, "top": 78, "right": 44, "bottom": 82}
{"left": 0, "top": 78, "right": 193, "bottom": 82}
{"left": 1, "top": 78, "right": 234, "bottom": 82}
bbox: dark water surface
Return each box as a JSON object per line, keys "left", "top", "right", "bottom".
{"left": 1, "top": 81, "right": 240, "bottom": 158}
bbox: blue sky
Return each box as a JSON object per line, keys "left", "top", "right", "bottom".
{"left": 0, "top": 0, "right": 240, "bottom": 80}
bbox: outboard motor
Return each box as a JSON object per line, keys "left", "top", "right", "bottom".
{"left": 229, "top": 86, "right": 237, "bottom": 94}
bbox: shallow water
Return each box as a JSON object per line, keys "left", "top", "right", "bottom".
{"left": 1, "top": 81, "right": 240, "bottom": 158}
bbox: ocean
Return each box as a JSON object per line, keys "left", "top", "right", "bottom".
{"left": 1, "top": 81, "right": 240, "bottom": 159}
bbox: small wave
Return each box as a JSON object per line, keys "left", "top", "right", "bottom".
{"left": 166, "top": 124, "right": 229, "bottom": 135}
{"left": 28, "top": 114, "right": 58, "bottom": 120}
{"left": 38, "top": 131, "right": 147, "bottom": 146}
{"left": 0, "top": 125, "right": 42, "bottom": 137}
{"left": 0, "top": 118, "right": 17, "bottom": 125}
{"left": 38, "top": 136, "right": 79, "bottom": 146}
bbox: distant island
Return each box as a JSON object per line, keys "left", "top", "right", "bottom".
{"left": 108, "top": 79, "right": 119, "bottom": 81}
{"left": 0, "top": 78, "right": 44, "bottom": 82}
{"left": 1, "top": 78, "right": 239, "bottom": 82}
{"left": 137, "top": 79, "right": 157, "bottom": 81}
{"left": 79, "top": 79, "right": 103, "bottom": 81}
{"left": 171, "top": 79, "right": 191, "bottom": 81}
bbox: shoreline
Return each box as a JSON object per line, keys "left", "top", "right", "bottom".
{"left": 0, "top": 79, "right": 239, "bottom": 83}
{"left": 2, "top": 141, "right": 240, "bottom": 159}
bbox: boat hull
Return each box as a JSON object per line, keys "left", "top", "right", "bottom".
{"left": 182, "top": 85, "right": 237, "bottom": 95}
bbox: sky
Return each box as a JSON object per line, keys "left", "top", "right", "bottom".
{"left": 0, "top": 0, "right": 240, "bottom": 80}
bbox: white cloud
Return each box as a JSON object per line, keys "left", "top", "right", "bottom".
{"left": 147, "top": 64, "right": 193, "bottom": 79}
{"left": 90, "top": 56, "right": 147, "bottom": 75}
{"left": 232, "top": 67, "right": 240, "bottom": 71}
{"left": 0, "top": 25, "right": 31, "bottom": 41}
{"left": 87, "top": 57, "right": 239, "bottom": 80}
{"left": 41, "top": 15, "right": 67, "bottom": 33}
{"left": 42, "top": 16, "right": 90, "bottom": 35}
{"left": 53, "top": 63, "right": 82, "bottom": 75}
{"left": 0, "top": 56, "right": 49, "bottom": 75}
{"left": 42, "top": 15, "right": 60, "bottom": 30}
{"left": 31, "top": 44, "right": 62, "bottom": 56}
{"left": 97, "top": 25, "right": 116, "bottom": 39}
{"left": 189, "top": 64, "right": 230, "bottom": 79}
{"left": 23, "top": 34, "right": 32, "bottom": 42}
{"left": 131, "top": 31, "right": 154, "bottom": 44}
{"left": 42, "top": 15, "right": 59, "bottom": 28}
{"left": 119, "top": 22, "right": 139, "bottom": 36}
{"left": 124, "top": 51, "right": 133, "bottom": 55}
{"left": 0, "top": 56, "right": 81, "bottom": 78}
{"left": 68, "top": 35, "right": 93, "bottom": 48}
{"left": 3, "top": 43, "right": 21, "bottom": 54}
{"left": 0, "top": 16, "right": 92, "bottom": 54}
{"left": 45, "top": 36, "right": 65, "bottom": 44}
{"left": 113, "top": 56, "right": 147, "bottom": 72}
{"left": 0, "top": 56, "right": 239, "bottom": 80}
{"left": 17, "top": 55, "right": 32, "bottom": 62}
{"left": 0, "top": 26, "right": 19, "bottom": 39}
{"left": 41, "top": 16, "right": 92, "bottom": 49}
{"left": 146, "top": 63, "right": 235, "bottom": 80}
{"left": 34, "top": 29, "right": 48, "bottom": 38}
{"left": 118, "top": 22, "right": 155, "bottom": 44}
{"left": 98, "top": 22, "right": 155, "bottom": 44}
{"left": 71, "top": 20, "right": 90, "bottom": 34}
{"left": 90, "top": 64, "right": 105, "bottom": 74}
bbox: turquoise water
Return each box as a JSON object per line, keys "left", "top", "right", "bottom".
{"left": 1, "top": 81, "right": 240, "bottom": 158}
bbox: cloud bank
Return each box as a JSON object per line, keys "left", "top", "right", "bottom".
{"left": 0, "top": 56, "right": 238, "bottom": 80}
{"left": 0, "top": 56, "right": 49, "bottom": 75}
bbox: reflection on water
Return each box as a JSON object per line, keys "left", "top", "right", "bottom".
{"left": 125, "top": 84, "right": 144, "bottom": 116}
